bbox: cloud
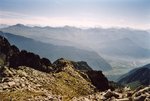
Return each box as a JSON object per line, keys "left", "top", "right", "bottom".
{"left": 0, "top": 10, "right": 149, "bottom": 30}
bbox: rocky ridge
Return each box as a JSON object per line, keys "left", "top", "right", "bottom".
{"left": 0, "top": 65, "right": 95, "bottom": 101}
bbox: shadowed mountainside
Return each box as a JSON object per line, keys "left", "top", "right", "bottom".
{"left": 118, "top": 64, "right": 150, "bottom": 88}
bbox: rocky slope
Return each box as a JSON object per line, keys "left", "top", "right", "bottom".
{"left": 72, "top": 86, "right": 150, "bottom": 101}
{"left": 1, "top": 64, "right": 149, "bottom": 101}
{"left": 0, "top": 34, "right": 52, "bottom": 72}
{"left": 0, "top": 60, "right": 109, "bottom": 101}
{"left": 0, "top": 35, "right": 109, "bottom": 100}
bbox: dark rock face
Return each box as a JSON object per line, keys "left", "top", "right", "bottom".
{"left": 72, "top": 61, "right": 93, "bottom": 71}
{"left": 53, "top": 58, "right": 67, "bottom": 68}
{"left": 53, "top": 58, "right": 93, "bottom": 72}
{"left": 0, "top": 35, "right": 52, "bottom": 72}
{"left": 9, "top": 50, "right": 52, "bottom": 72}
{"left": 85, "top": 70, "right": 109, "bottom": 91}
{"left": 41, "top": 58, "right": 51, "bottom": 67}
{"left": 0, "top": 35, "right": 19, "bottom": 63}
{"left": 53, "top": 58, "right": 93, "bottom": 71}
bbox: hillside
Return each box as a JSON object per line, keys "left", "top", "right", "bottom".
{"left": 0, "top": 31, "right": 112, "bottom": 71}
{"left": 118, "top": 64, "right": 150, "bottom": 88}
{"left": 0, "top": 35, "right": 110, "bottom": 100}
{"left": 1, "top": 24, "right": 150, "bottom": 57}
{"left": 0, "top": 65, "right": 95, "bottom": 101}
{"left": 98, "top": 38, "right": 150, "bottom": 58}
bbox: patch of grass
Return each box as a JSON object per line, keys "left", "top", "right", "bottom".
{"left": 127, "top": 81, "right": 141, "bottom": 90}
{"left": 0, "top": 89, "right": 45, "bottom": 101}
{"left": 0, "top": 58, "right": 4, "bottom": 66}
{"left": 43, "top": 71, "right": 94, "bottom": 101}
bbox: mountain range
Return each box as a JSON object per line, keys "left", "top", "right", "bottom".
{"left": 1, "top": 24, "right": 150, "bottom": 77}
{"left": 98, "top": 38, "right": 150, "bottom": 58}
{"left": 1, "top": 24, "right": 150, "bottom": 61}
{"left": 1, "top": 24, "right": 150, "bottom": 51}
{"left": 0, "top": 31, "right": 111, "bottom": 71}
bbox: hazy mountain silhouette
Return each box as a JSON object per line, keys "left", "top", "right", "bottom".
{"left": 0, "top": 31, "right": 112, "bottom": 71}
{"left": 118, "top": 64, "right": 150, "bottom": 86}
{"left": 1, "top": 24, "right": 150, "bottom": 72}
{"left": 98, "top": 38, "right": 150, "bottom": 58}
{"left": 1, "top": 24, "right": 150, "bottom": 59}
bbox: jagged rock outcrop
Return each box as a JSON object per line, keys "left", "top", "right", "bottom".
{"left": 52, "top": 58, "right": 92, "bottom": 71}
{"left": 9, "top": 50, "right": 52, "bottom": 72}
{"left": 53, "top": 58, "right": 109, "bottom": 91}
{"left": 0, "top": 35, "right": 52, "bottom": 72}
{"left": 72, "top": 61, "right": 93, "bottom": 71}
{"left": 0, "top": 35, "right": 19, "bottom": 64}
{"left": 85, "top": 70, "right": 109, "bottom": 91}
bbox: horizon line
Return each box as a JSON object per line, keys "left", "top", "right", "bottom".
{"left": 0, "top": 23, "right": 149, "bottom": 31}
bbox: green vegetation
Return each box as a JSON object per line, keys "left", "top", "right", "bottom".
{"left": 43, "top": 69, "right": 95, "bottom": 100}
{"left": 0, "top": 90, "right": 46, "bottom": 101}
{"left": 0, "top": 58, "right": 4, "bottom": 66}
{"left": 126, "top": 81, "right": 141, "bottom": 90}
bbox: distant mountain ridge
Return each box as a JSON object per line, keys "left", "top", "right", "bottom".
{"left": 0, "top": 31, "right": 112, "bottom": 71}
{"left": 118, "top": 64, "right": 150, "bottom": 87}
{"left": 1, "top": 24, "right": 150, "bottom": 60}
{"left": 98, "top": 38, "right": 150, "bottom": 58}
{"left": 1, "top": 24, "right": 150, "bottom": 74}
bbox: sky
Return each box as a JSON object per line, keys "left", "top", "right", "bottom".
{"left": 0, "top": 0, "right": 149, "bottom": 29}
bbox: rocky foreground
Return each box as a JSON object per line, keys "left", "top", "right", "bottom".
{"left": 73, "top": 86, "right": 150, "bottom": 101}
{"left": 0, "top": 64, "right": 95, "bottom": 101}
{"left": 0, "top": 64, "right": 149, "bottom": 101}
{"left": 0, "top": 57, "right": 109, "bottom": 101}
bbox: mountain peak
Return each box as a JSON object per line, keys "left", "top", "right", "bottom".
{"left": 53, "top": 58, "right": 93, "bottom": 71}
{"left": 14, "top": 24, "right": 25, "bottom": 27}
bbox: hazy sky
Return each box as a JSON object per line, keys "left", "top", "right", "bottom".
{"left": 0, "top": 0, "right": 149, "bottom": 29}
